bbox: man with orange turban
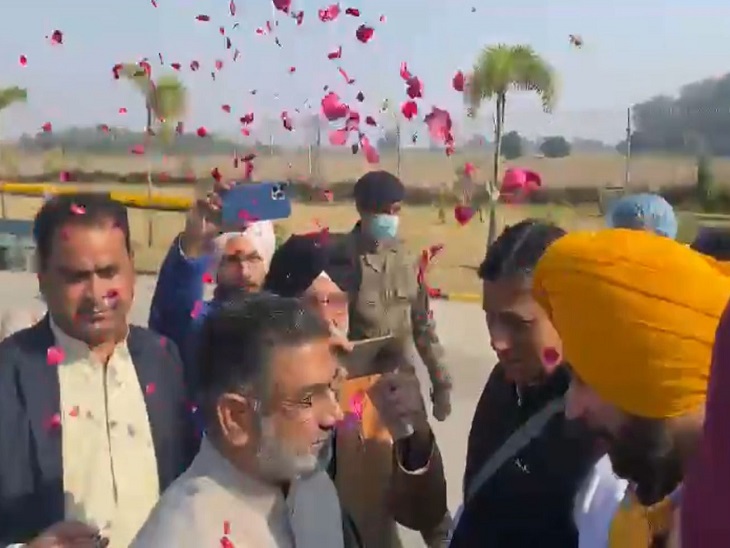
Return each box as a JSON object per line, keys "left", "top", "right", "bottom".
{"left": 533, "top": 228, "right": 730, "bottom": 548}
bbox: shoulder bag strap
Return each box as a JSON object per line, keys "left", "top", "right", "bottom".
{"left": 464, "top": 397, "right": 566, "bottom": 506}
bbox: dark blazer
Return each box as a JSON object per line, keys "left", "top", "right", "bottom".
{"left": 0, "top": 317, "right": 200, "bottom": 545}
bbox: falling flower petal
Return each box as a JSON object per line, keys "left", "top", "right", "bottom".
{"left": 406, "top": 76, "right": 423, "bottom": 99}
{"left": 197, "top": 127, "right": 208, "bottom": 137}
{"left": 453, "top": 205, "right": 475, "bottom": 226}
{"left": 211, "top": 167, "right": 222, "bottom": 182}
{"left": 118, "top": 107, "right": 127, "bottom": 114}
{"left": 273, "top": 0, "right": 291, "bottom": 14}
{"left": 130, "top": 144, "right": 145, "bottom": 155}
{"left": 338, "top": 67, "right": 355, "bottom": 84}
{"left": 229, "top": 0, "right": 236, "bottom": 16}
{"left": 401, "top": 101, "right": 418, "bottom": 120}
{"left": 19, "top": 55, "right": 28, "bottom": 67}
{"left": 328, "top": 128, "right": 349, "bottom": 146}
{"left": 69, "top": 406, "right": 80, "bottom": 418}
{"left": 356, "top": 91, "right": 365, "bottom": 102}
{"left": 45, "top": 413, "right": 62, "bottom": 431}
{"left": 202, "top": 272, "right": 214, "bottom": 284}
{"left": 50, "top": 30, "right": 63, "bottom": 45}
{"left": 345, "top": 7, "right": 360, "bottom": 16}
{"left": 215, "top": 60, "right": 223, "bottom": 71}
{"left": 327, "top": 46, "right": 342, "bottom": 60}
{"left": 41, "top": 122, "right": 52, "bottom": 133}
{"left": 281, "top": 111, "right": 293, "bottom": 131}
{"left": 355, "top": 25, "right": 374, "bottom": 43}
{"left": 289, "top": 66, "right": 296, "bottom": 73}
{"left": 190, "top": 60, "right": 200, "bottom": 71}
{"left": 145, "top": 383, "right": 156, "bottom": 395}
{"left": 170, "top": 63, "right": 181, "bottom": 71}
{"left": 195, "top": 14, "right": 211, "bottom": 22}
{"left": 319, "top": 4, "right": 340, "bottom": 22}
{"left": 365, "top": 116, "right": 376, "bottom": 126}
{"left": 452, "top": 70, "right": 465, "bottom": 92}
{"left": 360, "top": 135, "right": 379, "bottom": 164}
{"left": 321, "top": 92, "right": 349, "bottom": 121}
{"left": 399, "top": 62, "right": 412, "bottom": 81}
{"left": 424, "top": 107, "right": 453, "bottom": 144}
{"left": 47, "top": 346, "right": 65, "bottom": 366}
{"left": 222, "top": 104, "right": 231, "bottom": 113}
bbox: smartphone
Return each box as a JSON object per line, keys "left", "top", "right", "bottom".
{"left": 339, "top": 335, "right": 395, "bottom": 379}
{"left": 221, "top": 182, "right": 292, "bottom": 226}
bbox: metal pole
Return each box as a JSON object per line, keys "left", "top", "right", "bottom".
{"left": 624, "top": 106, "right": 632, "bottom": 187}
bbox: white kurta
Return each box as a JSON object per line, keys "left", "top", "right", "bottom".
{"left": 131, "top": 438, "right": 345, "bottom": 548}
{"left": 574, "top": 454, "right": 629, "bottom": 548}
{"left": 52, "top": 319, "right": 161, "bottom": 547}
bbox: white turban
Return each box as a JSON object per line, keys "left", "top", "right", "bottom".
{"left": 211, "top": 221, "right": 276, "bottom": 275}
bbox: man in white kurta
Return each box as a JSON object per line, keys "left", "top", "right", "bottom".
{"left": 52, "top": 318, "right": 161, "bottom": 547}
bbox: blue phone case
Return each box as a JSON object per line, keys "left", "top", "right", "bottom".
{"left": 221, "top": 182, "right": 292, "bottom": 225}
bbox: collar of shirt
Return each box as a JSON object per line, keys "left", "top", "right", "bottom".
{"left": 49, "top": 314, "right": 130, "bottom": 364}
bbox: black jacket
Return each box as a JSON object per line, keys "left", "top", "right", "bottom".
{"left": 0, "top": 317, "right": 200, "bottom": 545}
{"left": 450, "top": 365, "right": 599, "bottom": 548}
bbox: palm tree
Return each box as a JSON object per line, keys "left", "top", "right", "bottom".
{"left": 120, "top": 65, "right": 187, "bottom": 245}
{"left": 0, "top": 86, "right": 28, "bottom": 218}
{"left": 466, "top": 44, "right": 556, "bottom": 246}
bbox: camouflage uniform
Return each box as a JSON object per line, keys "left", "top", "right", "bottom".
{"left": 330, "top": 226, "right": 452, "bottom": 548}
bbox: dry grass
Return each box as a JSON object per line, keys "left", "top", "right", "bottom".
{"left": 1, "top": 191, "right": 605, "bottom": 295}
{"left": 5, "top": 150, "right": 730, "bottom": 189}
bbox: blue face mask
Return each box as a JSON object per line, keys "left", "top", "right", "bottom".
{"left": 367, "top": 214, "right": 399, "bottom": 241}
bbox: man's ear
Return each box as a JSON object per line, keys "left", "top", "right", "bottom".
{"left": 216, "top": 393, "right": 257, "bottom": 447}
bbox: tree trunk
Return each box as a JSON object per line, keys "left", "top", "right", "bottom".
{"left": 145, "top": 105, "right": 154, "bottom": 247}
{"left": 487, "top": 94, "right": 506, "bottom": 249}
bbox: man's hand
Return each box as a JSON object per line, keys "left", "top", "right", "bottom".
{"left": 180, "top": 179, "right": 234, "bottom": 257}
{"left": 26, "top": 521, "right": 107, "bottom": 548}
{"left": 431, "top": 387, "right": 451, "bottom": 422}
{"left": 369, "top": 372, "right": 429, "bottom": 440}
{"left": 328, "top": 323, "right": 354, "bottom": 353}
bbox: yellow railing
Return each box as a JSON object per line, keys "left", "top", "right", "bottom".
{"left": 0, "top": 183, "right": 193, "bottom": 212}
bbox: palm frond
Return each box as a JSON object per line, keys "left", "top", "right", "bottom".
{"left": 0, "top": 86, "right": 28, "bottom": 111}
{"left": 150, "top": 75, "right": 187, "bottom": 123}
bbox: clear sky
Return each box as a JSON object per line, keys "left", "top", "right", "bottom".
{"left": 2, "top": 0, "right": 730, "bottom": 143}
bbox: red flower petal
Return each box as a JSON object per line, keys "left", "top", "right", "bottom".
{"left": 327, "top": 46, "right": 342, "bottom": 60}
{"left": 69, "top": 406, "right": 80, "bottom": 417}
{"left": 360, "top": 135, "right": 379, "bottom": 164}
{"left": 171, "top": 63, "right": 181, "bottom": 71}
{"left": 453, "top": 205, "right": 475, "bottom": 226}
{"left": 41, "top": 122, "right": 53, "bottom": 133}
{"left": 50, "top": 30, "right": 63, "bottom": 45}
{"left": 69, "top": 204, "right": 86, "bottom": 215}
{"left": 195, "top": 14, "right": 211, "bottom": 22}
{"left": 401, "top": 100, "right": 418, "bottom": 120}
{"left": 130, "top": 144, "right": 145, "bottom": 155}
{"left": 318, "top": 4, "right": 340, "bottom": 22}
{"left": 355, "top": 25, "right": 374, "bottom": 43}
{"left": 215, "top": 60, "right": 223, "bottom": 71}
{"left": 197, "top": 126, "right": 208, "bottom": 137}
{"left": 321, "top": 92, "right": 349, "bottom": 121}
{"left": 452, "top": 70, "right": 465, "bottom": 92}
{"left": 424, "top": 107, "right": 453, "bottom": 144}
{"left": 365, "top": 116, "right": 377, "bottom": 126}
{"left": 289, "top": 66, "right": 296, "bottom": 73}
{"left": 328, "top": 128, "right": 349, "bottom": 146}
{"left": 229, "top": 0, "right": 236, "bottom": 16}
{"left": 345, "top": 7, "right": 360, "bottom": 17}
{"left": 202, "top": 272, "right": 214, "bottom": 284}
{"left": 356, "top": 91, "right": 365, "bottom": 102}
{"left": 19, "top": 55, "right": 28, "bottom": 67}
{"left": 221, "top": 104, "right": 231, "bottom": 113}
{"left": 399, "top": 62, "right": 412, "bottom": 81}
{"left": 338, "top": 67, "right": 355, "bottom": 84}
{"left": 47, "top": 346, "right": 65, "bottom": 366}
{"left": 272, "top": 0, "right": 291, "bottom": 14}
{"left": 281, "top": 111, "right": 293, "bottom": 131}
{"left": 145, "top": 383, "right": 156, "bottom": 395}
{"left": 45, "top": 413, "right": 62, "bottom": 431}
{"left": 211, "top": 167, "right": 222, "bottom": 182}
{"left": 223, "top": 522, "right": 231, "bottom": 536}
{"left": 190, "top": 60, "right": 200, "bottom": 71}
{"left": 406, "top": 76, "right": 423, "bottom": 99}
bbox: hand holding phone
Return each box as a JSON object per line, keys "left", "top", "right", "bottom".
{"left": 338, "top": 335, "right": 395, "bottom": 379}
{"left": 220, "top": 181, "right": 292, "bottom": 228}
{"left": 367, "top": 372, "right": 426, "bottom": 441}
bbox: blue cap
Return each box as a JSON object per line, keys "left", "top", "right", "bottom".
{"left": 606, "top": 193, "right": 678, "bottom": 239}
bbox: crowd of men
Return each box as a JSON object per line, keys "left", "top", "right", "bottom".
{"left": 0, "top": 176, "right": 727, "bottom": 547}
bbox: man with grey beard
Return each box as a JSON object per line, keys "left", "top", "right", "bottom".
{"left": 131, "top": 294, "right": 348, "bottom": 548}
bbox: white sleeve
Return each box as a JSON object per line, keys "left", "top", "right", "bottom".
{"left": 573, "top": 455, "right": 628, "bottom": 548}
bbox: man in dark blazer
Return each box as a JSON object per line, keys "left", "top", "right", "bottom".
{"left": 0, "top": 193, "right": 199, "bottom": 547}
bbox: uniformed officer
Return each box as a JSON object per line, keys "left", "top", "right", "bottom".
{"left": 332, "top": 170, "right": 453, "bottom": 548}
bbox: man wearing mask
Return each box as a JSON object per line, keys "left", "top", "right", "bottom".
{"left": 132, "top": 294, "right": 347, "bottom": 547}
{"left": 0, "top": 193, "right": 198, "bottom": 547}
{"left": 148, "top": 180, "right": 275, "bottom": 391}
{"left": 326, "top": 170, "right": 452, "bottom": 546}
{"left": 533, "top": 229, "right": 730, "bottom": 547}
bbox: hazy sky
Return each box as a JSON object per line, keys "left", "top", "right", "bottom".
{"left": 2, "top": 0, "right": 729, "bottom": 143}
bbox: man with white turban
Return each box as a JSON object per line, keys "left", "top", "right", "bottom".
{"left": 148, "top": 180, "right": 276, "bottom": 397}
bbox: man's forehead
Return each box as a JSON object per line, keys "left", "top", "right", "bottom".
{"left": 482, "top": 277, "right": 534, "bottom": 312}
{"left": 223, "top": 235, "right": 258, "bottom": 254}
{"left": 270, "top": 340, "right": 336, "bottom": 389}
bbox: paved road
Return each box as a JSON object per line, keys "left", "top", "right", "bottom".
{"left": 0, "top": 272, "right": 497, "bottom": 547}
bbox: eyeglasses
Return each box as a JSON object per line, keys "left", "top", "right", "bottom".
{"left": 278, "top": 367, "right": 345, "bottom": 417}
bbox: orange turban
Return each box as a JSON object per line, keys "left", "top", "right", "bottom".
{"left": 533, "top": 229, "right": 730, "bottom": 418}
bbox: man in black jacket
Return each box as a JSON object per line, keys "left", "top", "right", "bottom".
{"left": 450, "top": 220, "right": 601, "bottom": 548}
{"left": 0, "top": 193, "right": 199, "bottom": 547}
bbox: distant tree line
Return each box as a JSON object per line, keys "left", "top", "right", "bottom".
{"left": 616, "top": 72, "right": 730, "bottom": 156}
{"left": 14, "top": 127, "right": 282, "bottom": 156}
